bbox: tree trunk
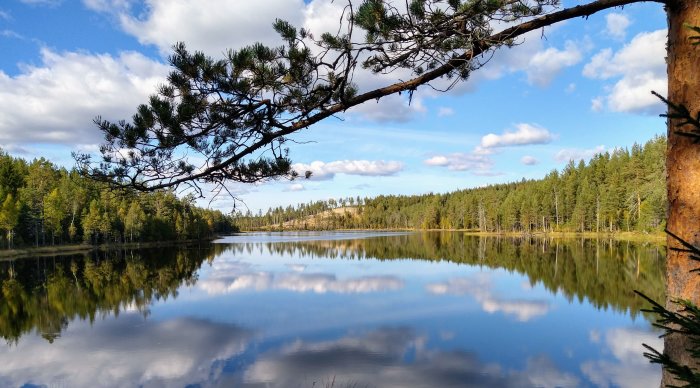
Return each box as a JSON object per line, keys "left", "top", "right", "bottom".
{"left": 665, "top": 0, "right": 700, "bottom": 385}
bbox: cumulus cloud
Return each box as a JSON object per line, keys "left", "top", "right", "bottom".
{"left": 426, "top": 275, "right": 550, "bottom": 322}
{"left": 480, "top": 123, "right": 555, "bottom": 148}
{"left": 581, "top": 328, "right": 662, "bottom": 388}
{"left": 554, "top": 145, "right": 606, "bottom": 162}
{"left": 526, "top": 41, "right": 583, "bottom": 86}
{"left": 583, "top": 29, "right": 667, "bottom": 113}
{"left": 292, "top": 160, "right": 404, "bottom": 181}
{"left": 0, "top": 48, "right": 168, "bottom": 147}
{"left": 521, "top": 156, "right": 539, "bottom": 165}
{"left": 109, "top": 0, "right": 306, "bottom": 55}
{"left": 605, "top": 13, "right": 632, "bottom": 40}
{"left": 424, "top": 153, "right": 494, "bottom": 173}
{"left": 425, "top": 123, "right": 554, "bottom": 175}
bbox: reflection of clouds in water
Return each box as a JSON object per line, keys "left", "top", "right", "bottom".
{"left": 200, "top": 272, "right": 274, "bottom": 294}
{"left": 0, "top": 316, "right": 253, "bottom": 388}
{"left": 426, "top": 275, "right": 550, "bottom": 322}
{"left": 199, "top": 260, "right": 403, "bottom": 295}
{"left": 275, "top": 273, "right": 403, "bottom": 293}
{"left": 244, "top": 327, "right": 579, "bottom": 387}
{"left": 285, "top": 263, "right": 307, "bottom": 272}
{"left": 581, "top": 328, "right": 662, "bottom": 388}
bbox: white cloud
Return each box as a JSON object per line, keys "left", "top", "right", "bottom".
{"left": 583, "top": 29, "right": 666, "bottom": 113}
{"left": 480, "top": 123, "right": 555, "bottom": 148}
{"left": 286, "top": 183, "right": 305, "bottom": 192}
{"left": 424, "top": 153, "right": 493, "bottom": 173}
{"left": 521, "top": 156, "right": 539, "bottom": 165}
{"left": 565, "top": 83, "right": 576, "bottom": 93}
{"left": 591, "top": 97, "right": 604, "bottom": 112}
{"left": 437, "top": 107, "right": 455, "bottom": 117}
{"left": 423, "top": 123, "right": 553, "bottom": 175}
{"left": 424, "top": 155, "right": 449, "bottom": 167}
{"left": 110, "top": 0, "right": 306, "bottom": 56}
{"left": 554, "top": 145, "right": 606, "bottom": 162}
{"left": 426, "top": 275, "right": 550, "bottom": 322}
{"left": 0, "top": 10, "right": 10, "bottom": 20}
{"left": 526, "top": 41, "right": 583, "bottom": 86}
{"left": 605, "top": 13, "right": 632, "bottom": 40}
{"left": 292, "top": 160, "right": 404, "bottom": 181}
{"left": 0, "top": 48, "right": 168, "bottom": 147}
{"left": 607, "top": 72, "right": 667, "bottom": 112}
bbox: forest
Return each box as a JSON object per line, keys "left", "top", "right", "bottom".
{"left": 239, "top": 135, "right": 666, "bottom": 233}
{"left": 0, "top": 150, "right": 237, "bottom": 249}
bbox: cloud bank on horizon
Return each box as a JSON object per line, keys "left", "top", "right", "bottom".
{"left": 0, "top": 0, "right": 668, "bottom": 211}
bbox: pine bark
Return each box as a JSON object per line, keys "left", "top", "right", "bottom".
{"left": 665, "top": 0, "right": 700, "bottom": 385}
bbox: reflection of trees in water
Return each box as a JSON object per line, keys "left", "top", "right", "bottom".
{"left": 235, "top": 233, "right": 666, "bottom": 319}
{"left": 0, "top": 243, "right": 230, "bottom": 344}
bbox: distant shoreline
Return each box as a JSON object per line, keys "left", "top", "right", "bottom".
{"left": 0, "top": 237, "right": 217, "bottom": 261}
{"left": 243, "top": 228, "right": 667, "bottom": 244}
{"left": 0, "top": 230, "right": 664, "bottom": 260}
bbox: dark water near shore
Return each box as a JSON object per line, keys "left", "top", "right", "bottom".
{"left": 0, "top": 232, "right": 665, "bottom": 387}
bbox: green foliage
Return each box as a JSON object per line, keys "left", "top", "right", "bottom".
{"left": 0, "top": 150, "right": 237, "bottom": 249}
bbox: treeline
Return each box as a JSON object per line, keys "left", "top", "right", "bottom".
{"left": 0, "top": 151, "right": 237, "bottom": 249}
{"left": 240, "top": 135, "right": 666, "bottom": 233}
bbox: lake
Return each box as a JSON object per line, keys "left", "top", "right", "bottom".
{"left": 0, "top": 232, "right": 665, "bottom": 387}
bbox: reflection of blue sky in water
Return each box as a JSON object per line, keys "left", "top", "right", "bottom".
{"left": 0, "top": 232, "right": 662, "bottom": 387}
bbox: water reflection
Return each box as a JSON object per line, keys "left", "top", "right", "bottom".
{"left": 0, "top": 232, "right": 665, "bottom": 387}
{"left": 198, "top": 259, "right": 403, "bottom": 295}
{"left": 0, "top": 315, "right": 252, "bottom": 387}
{"left": 581, "top": 328, "right": 663, "bottom": 388}
{"left": 223, "top": 232, "right": 666, "bottom": 318}
{"left": 0, "top": 244, "right": 226, "bottom": 343}
{"left": 426, "top": 275, "right": 550, "bottom": 322}
{"left": 244, "top": 327, "right": 580, "bottom": 388}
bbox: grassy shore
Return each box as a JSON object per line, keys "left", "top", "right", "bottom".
{"left": 0, "top": 238, "right": 217, "bottom": 261}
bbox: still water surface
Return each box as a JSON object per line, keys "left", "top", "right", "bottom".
{"left": 0, "top": 232, "right": 665, "bottom": 387}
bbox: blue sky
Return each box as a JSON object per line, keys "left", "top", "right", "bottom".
{"left": 0, "top": 0, "right": 667, "bottom": 213}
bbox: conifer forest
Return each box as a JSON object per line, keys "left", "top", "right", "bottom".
{"left": 239, "top": 135, "right": 666, "bottom": 233}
